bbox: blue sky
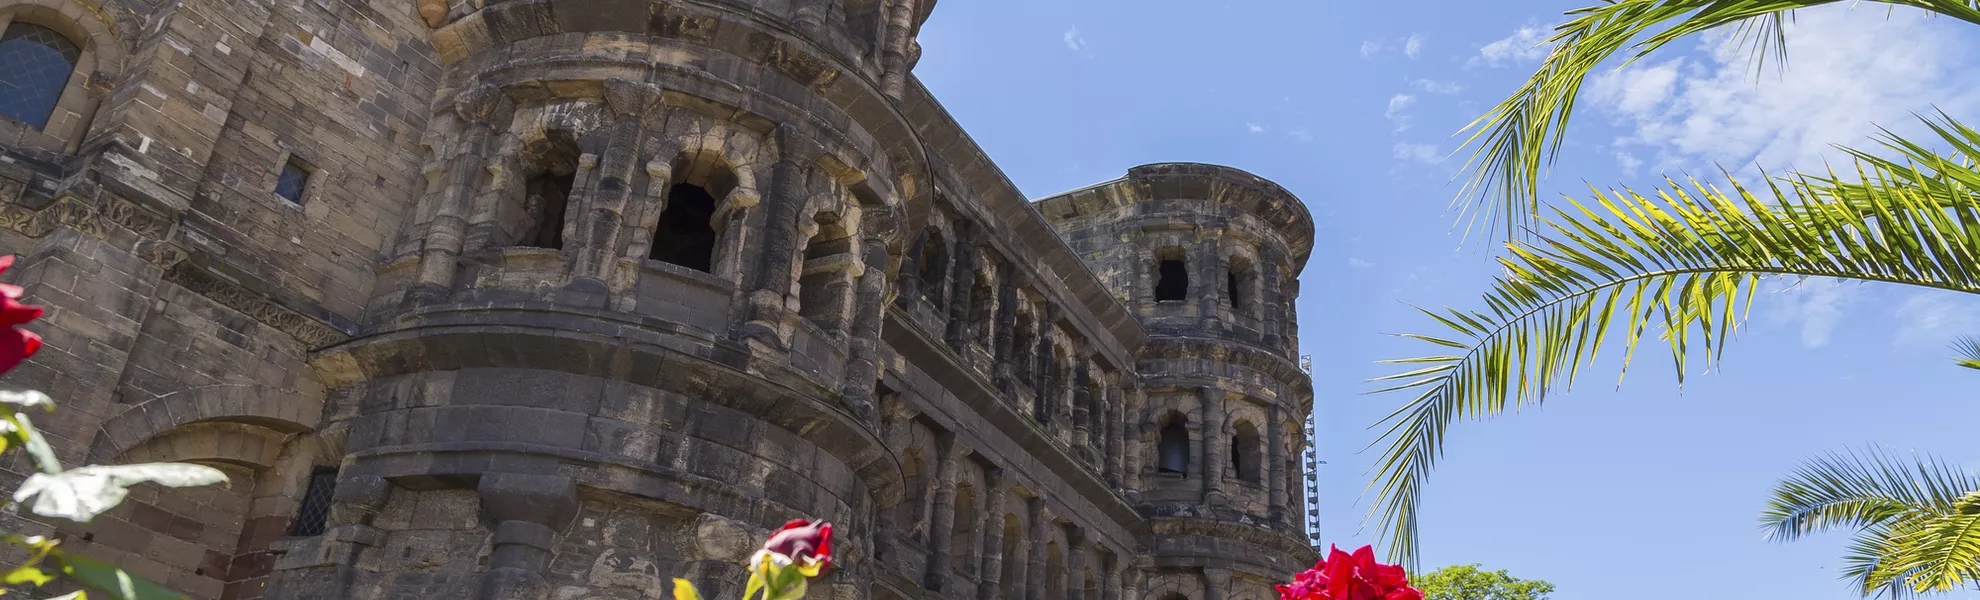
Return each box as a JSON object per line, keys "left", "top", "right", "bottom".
{"left": 916, "top": 1, "right": 1980, "bottom": 598}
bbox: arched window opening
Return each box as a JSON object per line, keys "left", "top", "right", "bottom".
{"left": 516, "top": 132, "right": 579, "bottom": 249}
{"left": 1045, "top": 541, "right": 1066, "bottom": 600}
{"left": 1154, "top": 247, "right": 1187, "bottom": 302}
{"left": 1033, "top": 349, "right": 1057, "bottom": 423}
{"left": 651, "top": 183, "right": 718, "bottom": 271}
{"left": 0, "top": 22, "right": 79, "bottom": 130}
{"left": 1233, "top": 421, "right": 1261, "bottom": 483}
{"left": 898, "top": 449, "right": 929, "bottom": 542}
{"left": 917, "top": 230, "right": 949, "bottom": 308}
{"left": 968, "top": 274, "right": 996, "bottom": 348}
{"left": 798, "top": 214, "right": 855, "bottom": 333}
{"left": 1228, "top": 256, "right": 1256, "bottom": 315}
{"left": 1158, "top": 414, "right": 1190, "bottom": 476}
{"left": 951, "top": 482, "right": 978, "bottom": 577}
{"left": 1012, "top": 309, "right": 1035, "bottom": 382}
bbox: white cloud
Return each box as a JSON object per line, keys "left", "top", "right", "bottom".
{"left": 1893, "top": 291, "right": 1980, "bottom": 350}
{"left": 1348, "top": 258, "right": 1376, "bottom": 269}
{"left": 1393, "top": 142, "right": 1441, "bottom": 164}
{"left": 1470, "top": 24, "right": 1550, "bottom": 68}
{"left": 1288, "top": 129, "right": 1314, "bottom": 143}
{"left": 1595, "top": 7, "right": 1980, "bottom": 177}
{"left": 1063, "top": 26, "right": 1088, "bottom": 52}
{"left": 1615, "top": 151, "right": 1643, "bottom": 175}
{"left": 1247, "top": 123, "right": 1267, "bottom": 133}
{"left": 1411, "top": 79, "right": 1464, "bottom": 94}
{"left": 1768, "top": 278, "right": 1861, "bottom": 349}
{"left": 1384, "top": 94, "right": 1415, "bottom": 119}
{"left": 1359, "top": 40, "right": 1383, "bottom": 58}
{"left": 1404, "top": 34, "right": 1424, "bottom": 59}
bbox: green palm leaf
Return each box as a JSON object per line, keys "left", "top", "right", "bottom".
{"left": 1455, "top": 0, "right": 1980, "bottom": 241}
{"left": 1369, "top": 115, "right": 1980, "bottom": 568}
{"left": 1764, "top": 449, "right": 1980, "bottom": 598}
{"left": 1952, "top": 336, "right": 1980, "bottom": 370}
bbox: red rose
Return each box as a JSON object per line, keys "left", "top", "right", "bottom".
{"left": 0, "top": 256, "right": 43, "bottom": 375}
{"left": 1276, "top": 545, "right": 1422, "bottom": 600}
{"left": 763, "top": 519, "right": 833, "bottom": 576}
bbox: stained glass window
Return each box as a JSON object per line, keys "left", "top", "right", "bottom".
{"left": 0, "top": 23, "right": 80, "bottom": 130}
{"left": 275, "top": 157, "right": 311, "bottom": 203}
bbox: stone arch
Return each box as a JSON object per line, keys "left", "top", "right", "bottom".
{"left": 0, "top": 0, "right": 123, "bottom": 153}
{"left": 999, "top": 512, "right": 1025, "bottom": 594}
{"left": 1230, "top": 419, "right": 1262, "bottom": 484}
{"left": 793, "top": 194, "right": 862, "bottom": 335}
{"left": 950, "top": 472, "right": 979, "bottom": 578}
{"left": 1044, "top": 539, "right": 1066, "bottom": 600}
{"left": 1223, "top": 242, "right": 1260, "bottom": 317}
{"left": 1140, "top": 570, "right": 1206, "bottom": 600}
{"left": 502, "top": 103, "right": 599, "bottom": 249}
{"left": 642, "top": 122, "right": 768, "bottom": 281}
{"left": 88, "top": 384, "right": 319, "bottom": 465}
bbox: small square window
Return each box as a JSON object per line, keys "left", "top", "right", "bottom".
{"left": 275, "top": 157, "right": 312, "bottom": 204}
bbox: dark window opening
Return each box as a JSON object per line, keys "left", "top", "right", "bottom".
{"left": 521, "top": 169, "right": 574, "bottom": 249}
{"left": 0, "top": 22, "right": 79, "bottom": 130}
{"left": 1155, "top": 258, "right": 1188, "bottom": 302}
{"left": 651, "top": 183, "right": 718, "bottom": 271}
{"left": 1233, "top": 422, "right": 1261, "bottom": 482}
{"left": 917, "top": 231, "right": 948, "bottom": 307}
{"left": 1158, "top": 418, "right": 1189, "bottom": 475}
{"left": 290, "top": 467, "right": 339, "bottom": 537}
{"left": 1228, "top": 272, "right": 1243, "bottom": 306}
{"left": 275, "top": 158, "right": 312, "bottom": 204}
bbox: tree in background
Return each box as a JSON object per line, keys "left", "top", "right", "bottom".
{"left": 1359, "top": 0, "right": 1980, "bottom": 597}
{"left": 1415, "top": 565, "right": 1555, "bottom": 600}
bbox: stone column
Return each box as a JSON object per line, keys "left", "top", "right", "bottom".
{"left": 409, "top": 85, "right": 506, "bottom": 304}
{"left": 926, "top": 435, "right": 966, "bottom": 591}
{"left": 1066, "top": 527, "right": 1088, "bottom": 600}
{"left": 1104, "top": 383, "right": 1123, "bottom": 486}
{"left": 568, "top": 79, "right": 661, "bottom": 291}
{"left": 978, "top": 469, "right": 1009, "bottom": 600}
{"left": 1204, "top": 568, "right": 1230, "bottom": 600}
{"left": 944, "top": 225, "right": 977, "bottom": 352}
{"left": 1100, "top": 553, "right": 1121, "bottom": 600}
{"left": 1267, "top": 405, "right": 1288, "bottom": 523}
{"left": 1121, "top": 566, "right": 1141, "bottom": 600}
{"left": 876, "top": 394, "right": 915, "bottom": 567}
{"left": 475, "top": 474, "right": 579, "bottom": 600}
{"left": 1070, "top": 352, "right": 1093, "bottom": 459}
{"left": 839, "top": 209, "right": 896, "bottom": 425}
{"left": 738, "top": 126, "right": 822, "bottom": 350}
{"left": 1259, "top": 254, "right": 1285, "bottom": 349}
{"left": 1200, "top": 386, "right": 1227, "bottom": 506}
{"left": 991, "top": 272, "right": 1020, "bottom": 394}
{"left": 896, "top": 232, "right": 924, "bottom": 310}
{"left": 878, "top": 0, "right": 920, "bottom": 99}
{"left": 1033, "top": 305, "right": 1058, "bottom": 424}
{"left": 1026, "top": 499, "right": 1049, "bottom": 600}
{"left": 1122, "top": 385, "right": 1144, "bottom": 502}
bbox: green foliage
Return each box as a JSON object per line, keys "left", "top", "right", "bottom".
{"left": 1371, "top": 114, "right": 1980, "bottom": 566}
{"left": 1761, "top": 449, "right": 1980, "bottom": 597}
{"left": 0, "top": 385, "right": 229, "bottom": 599}
{"left": 1415, "top": 565, "right": 1556, "bottom": 600}
{"left": 1454, "top": 0, "right": 1980, "bottom": 242}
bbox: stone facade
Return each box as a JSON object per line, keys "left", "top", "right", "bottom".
{"left": 0, "top": 0, "right": 1318, "bottom": 599}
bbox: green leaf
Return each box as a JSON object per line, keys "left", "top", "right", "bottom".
{"left": 3, "top": 564, "right": 54, "bottom": 586}
{"left": 53, "top": 549, "right": 185, "bottom": 600}
{"left": 15, "top": 464, "right": 229, "bottom": 523}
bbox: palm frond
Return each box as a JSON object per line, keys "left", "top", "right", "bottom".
{"left": 1881, "top": 492, "right": 1980, "bottom": 595}
{"left": 1953, "top": 336, "right": 1980, "bottom": 370}
{"left": 1761, "top": 448, "right": 1980, "bottom": 542}
{"left": 1370, "top": 115, "right": 1980, "bottom": 567}
{"left": 1455, "top": 0, "right": 1980, "bottom": 242}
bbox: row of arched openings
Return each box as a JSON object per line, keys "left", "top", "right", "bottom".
{"left": 513, "top": 135, "right": 721, "bottom": 271}
{"left": 1154, "top": 411, "right": 1267, "bottom": 484}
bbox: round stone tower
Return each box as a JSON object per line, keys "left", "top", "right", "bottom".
{"left": 1037, "top": 163, "right": 1318, "bottom": 600}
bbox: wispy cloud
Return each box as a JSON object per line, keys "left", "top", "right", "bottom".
{"left": 1063, "top": 26, "right": 1089, "bottom": 53}
{"left": 1247, "top": 123, "right": 1267, "bottom": 134}
{"left": 1410, "top": 79, "right": 1464, "bottom": 94}
{"left": 1592, "top": 6, "right": 1980, "bottom": 176}
{"left": 1361, "top": 33, "right": 1429, "bottom": 60}
{"left": 1469, "top": 23, "right": 1550, "bottom": 68}
{"left": 1393, "top": 142, "right": 1441, "bottom": 164}
{"left": 1348, "top": 258, "right": 1376, "bottom": 269}
{"left": 1768, "top": 278, "right": 1861, "bottom": 349}
{"left": 1893, "top": 291, "right": 1980, "bottom": 351}
{"left": 1359, "top": 40, "right": 1383, "bottom": 58}
{"left": 1288, "top": 129, "right": 1314, "bottom": 143}
{"left": 1384, "top": 94, "right": 1416, "bottom": 131}
{"left": 1404, "top": 34, "right": 1424, "bottom": 59}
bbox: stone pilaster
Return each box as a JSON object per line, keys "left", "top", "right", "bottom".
{"left": 475, "top": 474, "right": 579, "bottom": 600}
{"left": 991, "top": 271, "right": 1020, "bottom": 394}
{"left": 1065, "top": 527, "right": 1088, "bottom": 600}
{"left": 840, "top": 209, "right": 896, "bottom": 425}
{"left": 878, "top": 0, "right": 920, "bottom": 99}
{"left": 1032, "top": 306, "right": 1057, "bottom": 424}
{"left": 1267, "top": 405, "right": 1288, "bottom": 523}
{"left": 737, "top": 126, "right": 823, "bottom": 350}
{"left": 1204, "top": 568, "right": 1230, "bottom": 600}
{"left": 978, "top": 469, "right": 1008, "bottom": 600}
{"left": 409, "top": 86, "right": 507, "bottom": 304}
{"left": 896, "top": 231, "right": 924, "bottom": 310}
{"left": 1121, "top": 566, "right": 1141, "bottom": 600}
{"left": 568, "top": 79, "right": 662, "bottom": 289}
{"left": 1026, "top": 498, "right": 1048, "bottom": 599}
{"left": 1104, "top": 383, "right": 1123, "bottom": 486}
{"left": 1200, "top": 386, "right": 1227, "bottom": 506}
{"left": 943, "top": 225, "right": 977, "bottom": 352}
{"left": 1070, "top": 351, "right": 1092, "bottom": 459}
{"left": 925, "top": 435, "right": 966, "bottom": 591}
{"left": 1122, "top": 385, "right": 1143, "bottom": 502}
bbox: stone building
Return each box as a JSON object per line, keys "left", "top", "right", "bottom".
{"left": 0, "top": 0, "right": 1317, "bottom": 598}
